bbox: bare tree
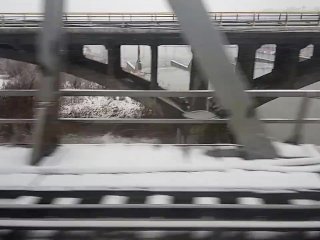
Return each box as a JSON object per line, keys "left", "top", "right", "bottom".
{"left": 0, "top": 60, "right": 39, "bottom": 143}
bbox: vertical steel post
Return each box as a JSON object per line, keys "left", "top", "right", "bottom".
{"left": 150, "top": 45, "right": 159, "bottom": 90}
{"left": 31, "top": 0, "right": 64, "bottom": 165}
{"left": 135, "top": 45, "right": 142, "bottom": 71}
{"left": 236, "top": 44, "right": 260, "bottom": 85}
{"left": 168, "top": 0, "right": 277, "bottom": 159}
{"left": 189, "top": 57, "right": 208, "bottom": 110}
{"left": 107, "top": 44, "right": 122, "bottom": 78}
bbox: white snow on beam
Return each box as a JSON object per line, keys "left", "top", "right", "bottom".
{"left": 100, "top": 195, "right": 128, "bottom": 205}
{"left": 51, "top": 198, "right": 81, "bottom": 205}
{"left": 146, "top": 195, "right": 173, "bottom": 204}
{"left": 193, "top": 197, "right": 220, "bottom": 205}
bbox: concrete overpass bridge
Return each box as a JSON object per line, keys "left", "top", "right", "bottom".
{"left": 2, "top": 2, "right": 320, "bottom": 236}
{"left": 0, "top": 12, "right": 320, "bottom": 98}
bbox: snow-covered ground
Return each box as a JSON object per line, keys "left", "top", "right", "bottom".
{"left": 0, "top": 142, "right": 319, "bottom": 191}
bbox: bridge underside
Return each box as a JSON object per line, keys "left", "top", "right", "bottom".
{"left": 0, "top": 45, "right": 185, "bottom": 119}
{"left": 0, "top": 28, "right": 320, "bottom": 111}
{"left": 1, "top": 27, "right": 320, "bottom": 45}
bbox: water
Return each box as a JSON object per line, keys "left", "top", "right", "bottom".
{"left": 86, "top": 45, "right": 320, "bottom": 145}
{"left": 259, "top": 82, "right": 320, "bottom": 145}
{"left": 120, "top": 45, "right": 275, "bottom": 88}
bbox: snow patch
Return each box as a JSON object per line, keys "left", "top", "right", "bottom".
{"left": 99, "top": 133, "right": 161, "bottom": 144}
{"left": 0, "top": 75, "right": 9, "bottom": 89}
{"left": 0, "top": 143, "right": 320, "bottom": 190}
{"left": 60, "top": 96, "right": 144, "bottom": 118}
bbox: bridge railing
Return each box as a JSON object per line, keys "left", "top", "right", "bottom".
{"left": 0, "top": 12, "right": 319, "bottom": 27}
{"left": 0, "top": 89, "right": 319, "bottom": 125}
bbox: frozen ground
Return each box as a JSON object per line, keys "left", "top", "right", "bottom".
{"left": 0, "top": 142, "right": 319, "bottom": 191}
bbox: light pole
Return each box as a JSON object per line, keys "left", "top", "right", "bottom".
{"left": 135, "top": 45, "right": 142, "bottom": 71}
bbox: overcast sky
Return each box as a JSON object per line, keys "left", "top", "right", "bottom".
{"left": 2, "top": 0, "right": 319, "bottom": 12}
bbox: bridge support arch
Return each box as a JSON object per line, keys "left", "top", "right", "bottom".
{"left": 236, "top": 44, "right": 260, "bottom": 86}
{"left": 272, "top": 44, "right": 301, "bottom": 86}
{"left": 312, "top": 44, "right": 320, "bottom": 60}
{"left": 189, "top": 56, "right": 208, "bottom": 110}
{"left": 150, "top": 45, "right": 159, "bottom": 90}
{"left": 106, "top": 44, "right": 122, "bottom": 78}
{"left": 68, "top": 44, "right": 84, "bottom": 62}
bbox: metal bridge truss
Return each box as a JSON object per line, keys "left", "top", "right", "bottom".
{"left": 1, "top": 0, "right": 320, "bottom": 236}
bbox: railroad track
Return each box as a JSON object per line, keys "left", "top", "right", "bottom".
{"left": 1, "top": 189, "right": 320, "bottom": 239}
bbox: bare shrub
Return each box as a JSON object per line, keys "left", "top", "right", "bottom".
{"left": 61, "top": 96, "right": 144, "bottom": 118}
{"left": 0, "top": 59, "right": 146, "bottom": 143}
{"left": 0, "top": 60, "right": 39, "bottom": 142}
{"left": 0, "top": 60, "right": 38, "bottom": 117}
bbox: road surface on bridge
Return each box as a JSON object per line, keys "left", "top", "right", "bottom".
{"left": 1, "top": 13, "right": 320, "bottom": 45}
{"left": 0, "top": 12, "right": 320, "bottom": 28}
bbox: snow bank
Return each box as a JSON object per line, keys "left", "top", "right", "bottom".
{"left": 0, "top": 142, "right": 319, "bottom": 174}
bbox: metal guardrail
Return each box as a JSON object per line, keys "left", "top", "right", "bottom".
{"left": 0, "top": 12, "right": 320, "bottom": 28}
{"left": 2, "top": 89, "right": 320, "bottom": 97}
{"left": 0, "top": 89, "right": 320, "bottom": 125}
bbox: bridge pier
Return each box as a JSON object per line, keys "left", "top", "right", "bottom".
{"left": 31, "top": 0, "right": 63, "bottom": 165}
{"left": 189, "top": 57, "right": 208, "bottom": 111}
{"left": 106, "top": 44, "right": 122, "bottom": 78}
{"left": 150, "top": 45, "right": 159, "bottom": 90}
{"left": 312, "top": 44, "right": 320, "bottom": 60}
{"left": 236, "top": 44, "right": 259, "bottom": 86}
{"left": 272, "top": 44, "right": 301, "bottom": 85}
{"left": 68, "top": 45, "right": 84, "bottom": 62}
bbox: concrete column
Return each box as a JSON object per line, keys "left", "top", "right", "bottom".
{"left": 273, "top": 44, "right": 301, "bottom": 83}
{"left": 107, "top": 44, "right": 122, "bottom": 78}
{"left": 236, "top": 44, "right": 259, "bottom": 85}
{"left": 150, "top": 45, "right": 159, "bottom": 90}
{"left": 189, "top": 57, "right": 208, "bottom": 110}
{"left": 68, "top": 45, "right": 84, "bottom": 62}
{"left": 312, "top": 44, "right": 320, "bottom": 60}
{"left": 135, "top": 45, "right": 142, "bottom": 71}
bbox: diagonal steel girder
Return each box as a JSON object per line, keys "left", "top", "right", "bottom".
{"left": 31, "top": 0, "right": 65, "bottom": 164}
{"left": 168, "top": 0, "right": 277, "bottom": 159}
